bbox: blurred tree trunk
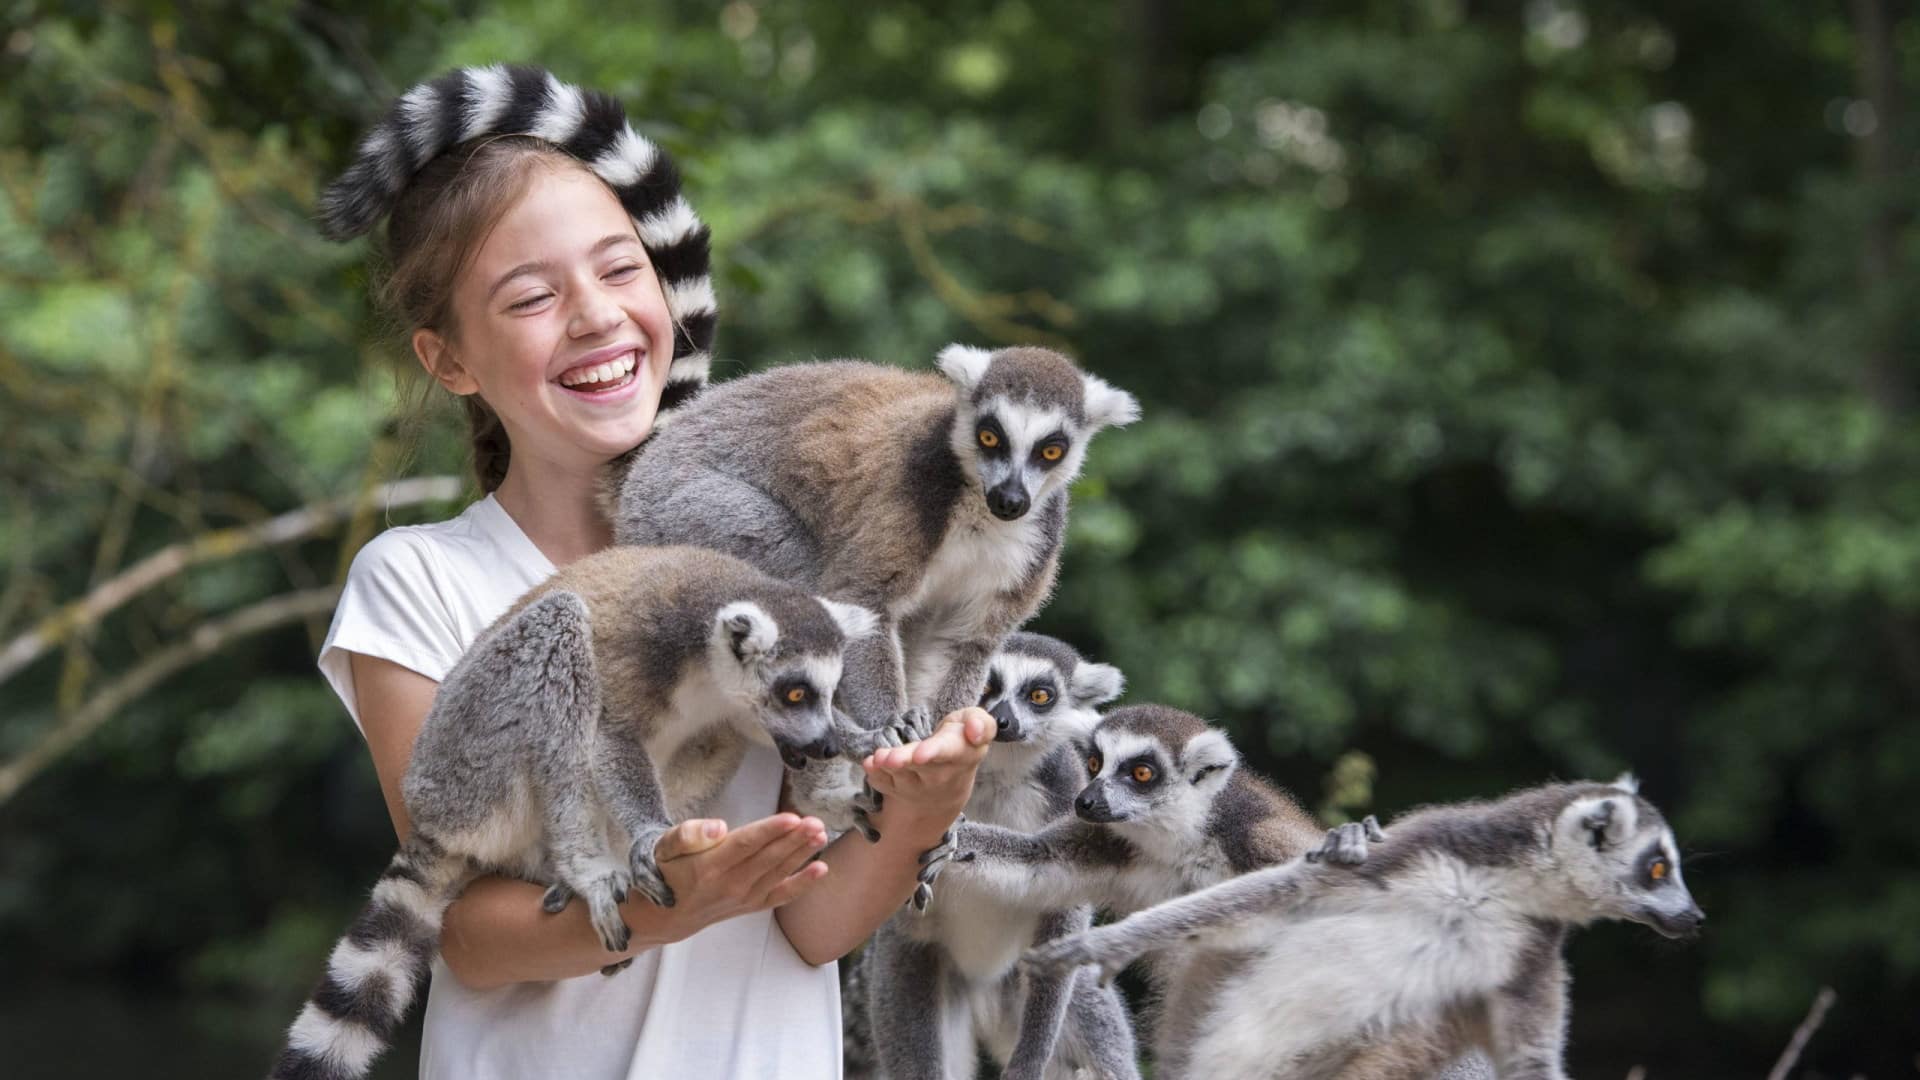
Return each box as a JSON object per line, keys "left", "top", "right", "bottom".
{"left": 1852, "top": 0, "right": 1908, "bottom": 412}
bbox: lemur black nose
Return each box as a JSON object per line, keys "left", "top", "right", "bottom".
{"left": 800, "top": 734, "right": 840, "bottom": 761}
{"left": 986, "top": 483, "right": 1029, "bottom": 521}
{"left": 988, "top": 699, "right": 1022, "bottom": 742}
{"left": 1075, "top": 787, "right": 1114, "bottom": 822}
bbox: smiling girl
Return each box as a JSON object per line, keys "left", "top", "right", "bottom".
{"left": 308, "top": 70, "right": 989, "bottom": 1079}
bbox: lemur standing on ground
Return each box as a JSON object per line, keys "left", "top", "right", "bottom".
{"left": 270, "top": 546, "right": 876, "bottom": 1080}
{"left": 916, "top": 704, "right": 1491, "bottom": 1080}
{"left": 857, "top": 632, "right": 1139, "bottom": 1080}
{"left": 1023, "top": 776, "right": 1704, "bottom": 1080}
{"left": 610, "top": 345, "right": 1139, "bottom": 754}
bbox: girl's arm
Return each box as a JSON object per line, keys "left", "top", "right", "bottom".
{"left": 775, "top": 708, "right": 995, "bottom": 966}
{"left": 351, "top": 652, "right": 830, "bottom": 990}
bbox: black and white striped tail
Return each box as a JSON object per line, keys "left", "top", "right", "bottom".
{"left": 317, "top": 64, "right": 715, "bottom": 418}
{"left": 269, "top": 835, "right": 464, "bottom": 1080}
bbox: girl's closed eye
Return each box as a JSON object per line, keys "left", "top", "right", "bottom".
{"left": 508, "top": 292, "right": 551, "bottom": 312}
{"left": 605, "top": 262, "right": 644, "bottom": 283}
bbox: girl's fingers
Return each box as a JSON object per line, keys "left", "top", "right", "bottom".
{"left": 699, "top": 814, "right": 807, "bottom": 875}
{"left": 654, "top": 818, "right": 728, "bottom": 862}
{"left": 739, "top": 818, "right": 827, "bottom": 891}
{"left": 760, "top": 860, "right": 830, "bottom": 908}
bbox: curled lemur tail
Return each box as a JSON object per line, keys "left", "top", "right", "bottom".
{"left": 269, "top": 834, "right": 470, "bottom": 1080}
{"left": 316, "top": 64, "right": 716, "bottom": 419}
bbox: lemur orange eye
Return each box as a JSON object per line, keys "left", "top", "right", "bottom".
{"left": 1649, "top": 858, "right": 1668, "bottom": 881}
{"left": 978, "top": 429, "right": 999, "bottom": 448}
{"left": 1087, "top": 754, "right": 1102, "bottom": 775}
{"left": 1029, "top": 688, "right": 1052, "bottom": 705}
{"left": 1131, "top": 764, "right": 1155, "bottom": 784}
{"left": 1041, "top": 444, "right": 1064, "bottom": 462}
{"left": 786, "top": 687, "right": 808, "bottom": 704}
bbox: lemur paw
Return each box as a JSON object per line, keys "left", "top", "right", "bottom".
{"left": 891, "top": 705, "right": 935, "bottom": 744}
{"left": 599, "top": 957, "right": 635, "bottom": 977}
{"left": 628, "top": 833, "right": 678, "bottom": 910}
{"left": 540, "top": 882, "right": 574, "bottom": 914}
{"left": 581, "top": 871, "right": 635, "bottom": 953}
{"left": 1022, "top": 930, "right": 1126, "bottom": 986}
{"left": 910, "top": 816, "right": 972, "bottom": 911}
{"left": 1306, "top": 815, "right": 1387, "bottom": 866}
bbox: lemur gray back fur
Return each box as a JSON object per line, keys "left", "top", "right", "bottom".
{"left": 862, "top": 633, "right": 1138, "bottom": 1080}
{"left": 270, "top": 545, "right": 873, "bottom": 1080}
{"left": 612, "top": 345, "right": 1138, "bottom": 748}
{"left": 1023, "top": 777, "right": 1702, "bottom": 1080}
{"left": 316, "top": 64, "right": 715, "bottom": 418}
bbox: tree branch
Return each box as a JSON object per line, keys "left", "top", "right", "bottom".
{"left": 1766, "top": 986, "right": 1836, "bottom": 1080}
{"left": 0, "top": 476, "right": 461, "bottom": 687}
{"left": 0, "top": 587, "right": 344, "bottom": 804}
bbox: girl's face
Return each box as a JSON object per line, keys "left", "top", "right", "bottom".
{"left": 413, "top": 164, "right": 676, "bottom": 475}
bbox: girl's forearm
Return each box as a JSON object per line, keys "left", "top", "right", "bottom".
{"left": 774, "top": 805, "right": 957, "bottom": 966}
{"left": 439, "top": 874, "right": 684, "bottom": 990}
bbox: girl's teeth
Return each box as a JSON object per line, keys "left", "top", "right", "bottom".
{"left": 561, "top": 351, "right": 636, "bottom": 386}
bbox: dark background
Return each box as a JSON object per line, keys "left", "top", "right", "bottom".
{"left": 1, "top": 1, "right": 1915, "bottom": 1075}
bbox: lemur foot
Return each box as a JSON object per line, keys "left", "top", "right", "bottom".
{"left": 1022, "top": 926, "right": 1128, "bottom": 986}
{"left": 580, "top": 870, "right": 635, "bottom": 953}
{"left": 910, "top": 815, "right": 971, "bottom": 912}
{"left": 540, "top": 882, "right": 573, "bottom": 914}
{"left": 628, "top": 831, "right": 678, "bottom": 909}
{"left": 599, "top": 957, "right": 635, "bottom": 977}
{"left": 1306, "top": 815, "right": 1387, "bottom": 866}
{"left": 850, "top": 780, "right": 885, "bottom": 843}
{"left": 891, "top": 705, "right": 935, "bottom": 744}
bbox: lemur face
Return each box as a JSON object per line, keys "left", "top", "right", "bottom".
{"left": 935, "top": 344, "right": 1139, "bottom": 523}
{"left": 1072, "top": 723, "right": 1235, "bottom": 834}
{"left": 712, "top": 597, "right": 877, "bottom": 769}
{"left": 1552, "top": 781, "right": 1704, "bottom": 939}
{"left": 978, "top": 637, "right": 1123, "bottom": 747}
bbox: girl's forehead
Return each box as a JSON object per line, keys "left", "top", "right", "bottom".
{"left": 471, "top": 167, "right": 638, "bottom": 276}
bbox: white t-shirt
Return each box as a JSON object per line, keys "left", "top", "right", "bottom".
{"left": 318, "top": 494, "right": 842, "bottom": 1080}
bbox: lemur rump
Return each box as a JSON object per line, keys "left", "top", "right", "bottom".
{"left": 612, "top": 345, "right": 1138, "bottom": 745}
{"left": 270, "top": 546, "right": 874, "bottom": 1080}
{"left": 862, "top": 633, "right": 1139, "bottom": 1080}
{"left": 1025, "top": 777, "right": 1704, "bottom": 1080}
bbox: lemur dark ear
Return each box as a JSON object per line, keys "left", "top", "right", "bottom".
{"left": 716, "top": 602, "right": 777, "bottom": 662}
{"left": 1581, "top": 799, "right": 1615, "bottom": 849}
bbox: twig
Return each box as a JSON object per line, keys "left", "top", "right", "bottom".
{"left": 1766, "top": 986, "right": 1836, "bottom": 1080}
{"left": 0, "top": 587, "right": 343, "bottom": 804}
{"left": 0, "top": 476, "right": 461, "bottom": 687}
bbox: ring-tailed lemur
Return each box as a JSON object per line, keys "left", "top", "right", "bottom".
{"left": 316, "top": 64, "right": 716, "bottom": 419}
{"left": 271, "top": 546, "right": 875, "bottom": 1080}
{"left": 1023, "top": 776, "right": 1704, "bottom": 1080}
{"left": 914, "top": 705, "right": 1484, "bottom": 1080}
{"left": 611, "top": 345, "right": 1139, "bottom": 754}
{"left": 859, "top": 632, "right": 1139, "bottom": 1080}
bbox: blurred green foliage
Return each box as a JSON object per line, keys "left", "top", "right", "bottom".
{"left": 1, "top": 0, "right": 1915, "bottom": 1075}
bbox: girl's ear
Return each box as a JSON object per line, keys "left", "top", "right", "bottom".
{"left": 414, "top": 328, "right": 479, "bottom": 395}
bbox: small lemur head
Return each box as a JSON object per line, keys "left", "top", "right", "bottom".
{"left": 1073, "top": 705, "right": 1237, "bottom": 840}
{"left": 978, "top": 632, "right": 1125, "bottom": 753}
{"left": 709, "top": 592, "right": 878, "bottom": 769}
{"left": 936, "top": 344, "right": 1139, "bottom": 522}
{"left": 1548, "top": 774, "right": 1703, "bottom": 940}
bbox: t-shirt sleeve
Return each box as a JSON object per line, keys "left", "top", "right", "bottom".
{"left": 317, "top": 528, "right": 465, "bottom": 733}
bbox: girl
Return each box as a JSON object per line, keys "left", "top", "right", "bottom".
{"left": 314, "top": 69, "right": 990, "bottom": 1078}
